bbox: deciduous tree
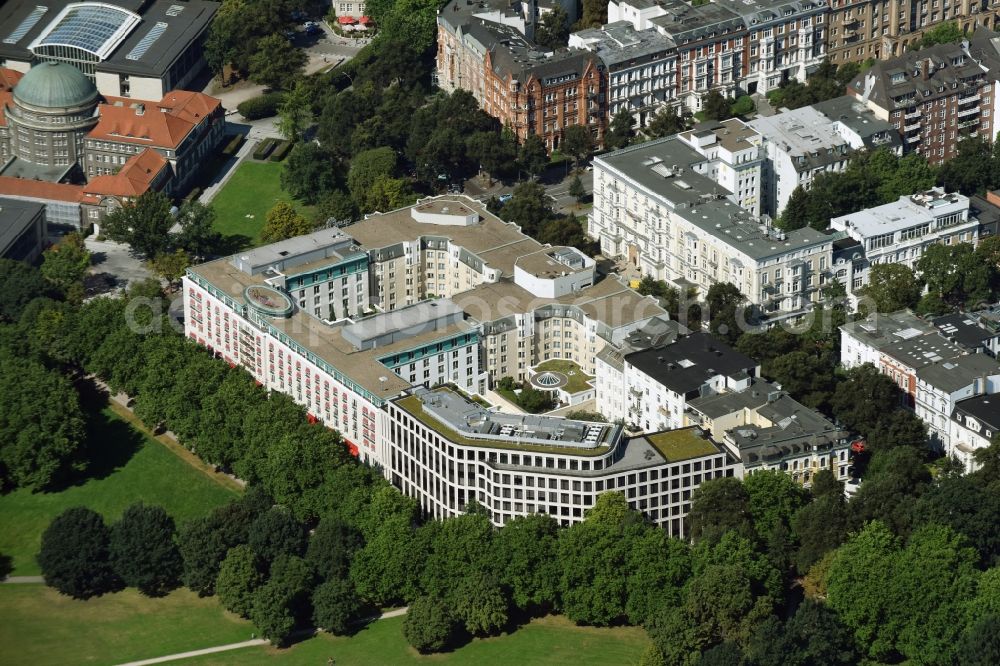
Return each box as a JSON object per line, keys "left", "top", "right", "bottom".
{"left": 109, "top": 503, "right": 182, "bottom": 596}
{"left": 102, "top": 191, "right": 174, "bottom": 259}
{"left": 260, "top": 202, "right": 313, "bottom": 243}
{"left": 312, "top": 578, "right": 361, "bottom": 635}
{"left": 39, "top": 507, "right": 120, "bottom": 599}
{"left": 402, "top": 595, "right": 455, "bottom": 653}
{"left": 216, "top": 545, "right": 265, "bottom": 618}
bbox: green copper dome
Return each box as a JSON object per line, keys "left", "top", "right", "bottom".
{"left": 13, "top": 62, "right": 99, "bottom": 109}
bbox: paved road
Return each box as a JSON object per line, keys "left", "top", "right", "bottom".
{"left": 112, "top": 607, "right": 410, "bottom": 666}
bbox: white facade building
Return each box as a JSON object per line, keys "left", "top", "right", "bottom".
{"left": 387, "top": 386, "right": 740, "bottom": 533}
{"left": 589, "top": 136, "right": 835, "bottom": 315}
{"left": 748, "top": 105, "right": 853, "bottom": 217}
{"left": 948, "top": 394, "right": 1000, "bottom": 473}
{"left": 830, "top": 189, "right": 980, "bottom": 293}
{"left": 914, "top": 354, "right": 1000, "bottom": 450}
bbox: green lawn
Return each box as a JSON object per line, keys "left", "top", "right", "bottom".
{"left": 0, "top": 585, "right": 254, "bottom": 665}
{"left": 534, "top": 359, "right": 594, "bottom": 394}
{"left": 0, "top": 403, "right": 240, "bottom": 576}
{"left": 184, "top": 615, "right": 650, "bottom": 666}
{"left": 210, "top": 160, "right": 316, "bottom": 248}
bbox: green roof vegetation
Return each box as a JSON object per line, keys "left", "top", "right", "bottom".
{"left": 534, "top": 359, "right": 594, "bottom": 394}
{"left": 644, "top": 428, "right": 720, "bottom": 463}
{"left": 396, "top": 393, "right": 611, "bottom": 457}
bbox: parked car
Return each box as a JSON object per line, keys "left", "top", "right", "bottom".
{"left": 498, "top": 193, "right": 513, "bottom": 204}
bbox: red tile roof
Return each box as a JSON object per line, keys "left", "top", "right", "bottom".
{"left": 87, "top": 91, "right": 220, "bottom": 150}
{"left": 0, "top": 68, "right": 23, "bottom": 92}
{"left": 0, "top": 177, "right": 83, "bottom": 203}
{"left": 82, "top": 149, "right": 169, "bottom": 198}
{"left": 0, "top": 91, "right": 12, "bottom": 127}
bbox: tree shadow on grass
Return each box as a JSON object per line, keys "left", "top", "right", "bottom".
{"left": 49, "top": 379, "right": 145, "bottom": 491}
{"left": 215, "top": 233, "right": 253, "bottom": 256}
{"left": 0, "top": 552, "right": 12, "bottom": 579}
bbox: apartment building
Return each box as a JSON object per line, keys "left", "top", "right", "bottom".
{"left": 915, "top": 353, "right": 1000, "bottom": 449}
{"left": 688, "top": 377, "right": 852, "bottom": 483}
{"left": 812, "top": 95, "right": 904, "bottom": 152}
{"left": 841, "top": 310, "right": 968, "bottom": 405}
{"left": 949, "top": 393, "right": 1000, "bottom": 472}
{"left": 676, "top": 118, "right": 766, "bottom": 215}
{"left": 849, "top": 39, "right": 998, "bottom": 164}
{"left": 620, "top": 331, "right": 759, "bottom": 432}
{"left": 830, "top": 188, "right": 979, "bottom": 292}
{"left": 589, "top": 136, "right": 835, "bottom": 315}
{"left": 715, "top": 0, "right": 827, "bottom": 95}
{"left": 827, "top": 0, "right": 1000, "bottom": 66}
{"left": 749, "top": 105, "right": 854, "bottom": 216}
{"left": 570, "top": 22, "right": 679, "bottom": 125}
{"left": 386, "top": 386, "right": 740, "bottom": 533}
{"left": 483, "top": 45, "right": 606, "bottom": 150}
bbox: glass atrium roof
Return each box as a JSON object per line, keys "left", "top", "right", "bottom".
{"left": 29, "top": 2, "right": 141, "bottom": 60}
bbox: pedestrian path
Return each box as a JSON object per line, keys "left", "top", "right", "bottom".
{"left": 114, "top": 639, "right": 268, "bottom": 666}
{"left": 0, "top": 576, "right": 44, "bottom": 584}
{"left": 112, "top": 607, "right": 409, "bottom": 665}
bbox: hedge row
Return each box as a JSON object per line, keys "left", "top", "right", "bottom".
{"left": 252, "top": 138, "right": 279, "bottom": 160}
{"left": 221, "top": 134, "right": 245, "bottom": 157}
{"left": 269, "top": 140, "right": 293, "bottom": 162}
{"left": 237, "top": 92, "right": 285, "bottom": 120}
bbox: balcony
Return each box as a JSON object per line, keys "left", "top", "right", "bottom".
{"left": 959, "top": 92, "right": 981, "bottom": 104}
{"left": 904, "top": 110, "right": 921, "bottom": 120}
{"left": 958, "top": 118, "right": 980, "bottom": 129}
{"left": 904, "top": 121, "right": 922, "bottom": 132}
{"left": 958, "top": 106, "right": 979, "bottom": 118}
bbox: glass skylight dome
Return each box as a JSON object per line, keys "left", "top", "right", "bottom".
{"left": 27, "top": 2, "right": 141, "bottom": 78}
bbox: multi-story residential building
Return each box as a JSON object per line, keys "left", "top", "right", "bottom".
{"left": 688, "top": 377, "right": 852, "bottom": 483}
{"left": 620, "top": 331, "right": 759, "bottom": 432}
{"left": 829, "top": 188, "right": 979, "bottom": 292}
{"left": 387, "top": 386, "right": 740, "bottom": 532}
{"left": 915, "top": 353, "right": 1000, "bottom": 449}
{"left": 589, "top": 136, "right": 835, "bottom": 315}
{"left": 0, "top": 0, "right": 219, "bottom": 99}
{"left": 570, "top": 22, "right": 679, "bottom": 126}
{"left": 482, "top": 44, "right": 606, "bottom": 150}
{"left": 849, "top": 40, "right": 998, "bottom": 165}
{"left": 675, "top": 118, "right": 765, "bottom": 215}
{"left": 827, "top": 0, "right": 1000, "bottom": 66}
{"left": 841, "top": 310, "right": 968, "bottom": 405}
{"left": 948, "top": 393, "right": 1000, "bottom": 472}
{"left": 748, "top": 105, "right": 854, "bottom": 216}
{"left": 715, "top": 0, "right": 827, "bottom": 95}
{"left": 811, "top": 95, "right": 904, "bottom": 152}
{"left": 610, "top": 0, "right": 748, "bottom": 111}
{"left": 438, "top": 18, "right": 527, "bottom": 105}
{"left": 932, "top": 311, "right": 1000, "bottom": 357}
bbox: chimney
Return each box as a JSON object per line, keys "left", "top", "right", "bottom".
{"left": 921, "top": 59, "right": 930, "bottom": 81}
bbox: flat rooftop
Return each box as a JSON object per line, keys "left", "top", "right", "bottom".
{"left": 188, "top": 258, "right": 476, "bottom": 400}
{"left": 345, "top": 196, "right": 544, "bottom": 277}
{"left": 396, "top": 387, "right": 620, "bottom": 456}
{"left": 917, "top": 353, "right": 1000, "bottom": 392}
{"left": 831, "top": 189, "right": 969, "bottom": 238}
{"left": 231, "top": 228, "right": 363, "bottom": 275}
{"left": 452, "top": 274, "right": 665, "bottom": 334}
{"left": 514, "top": 246, "right": 592, "bottom": 278}
{"left": 748, "top": 106, "right": 849, "bottom": 160}
{"left": 624, "top": 331, "right": 757, "bottom": 396}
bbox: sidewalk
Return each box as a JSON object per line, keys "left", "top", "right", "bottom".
{"left": 113, "top": 607, "right": 409, "bottom": 666}
{"left": 0, "top": 576, "right": 44, "bottom": 584}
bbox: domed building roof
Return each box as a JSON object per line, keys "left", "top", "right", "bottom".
{"left": 13, "top": 63, "right": 98, "bottom": 109}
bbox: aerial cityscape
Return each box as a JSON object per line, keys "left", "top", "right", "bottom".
{"left": 2, "top": 0, "right": 1000, "bottom": 664}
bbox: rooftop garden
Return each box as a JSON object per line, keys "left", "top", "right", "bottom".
{"left": 645, "top": 428, "right": 720, "bottom": 463}
{"left": 534, "top": 359, "right": 594, "bottom": 394}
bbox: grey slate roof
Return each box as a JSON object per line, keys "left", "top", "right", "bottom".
{"left": 625, "top": 331, "right": 757, "bottom": 396}
{"left": 916, "top": 354, "right": 1000, "bottom": 393}
{"left": 0, "top": 196, "right": 44, "bottom": 256}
